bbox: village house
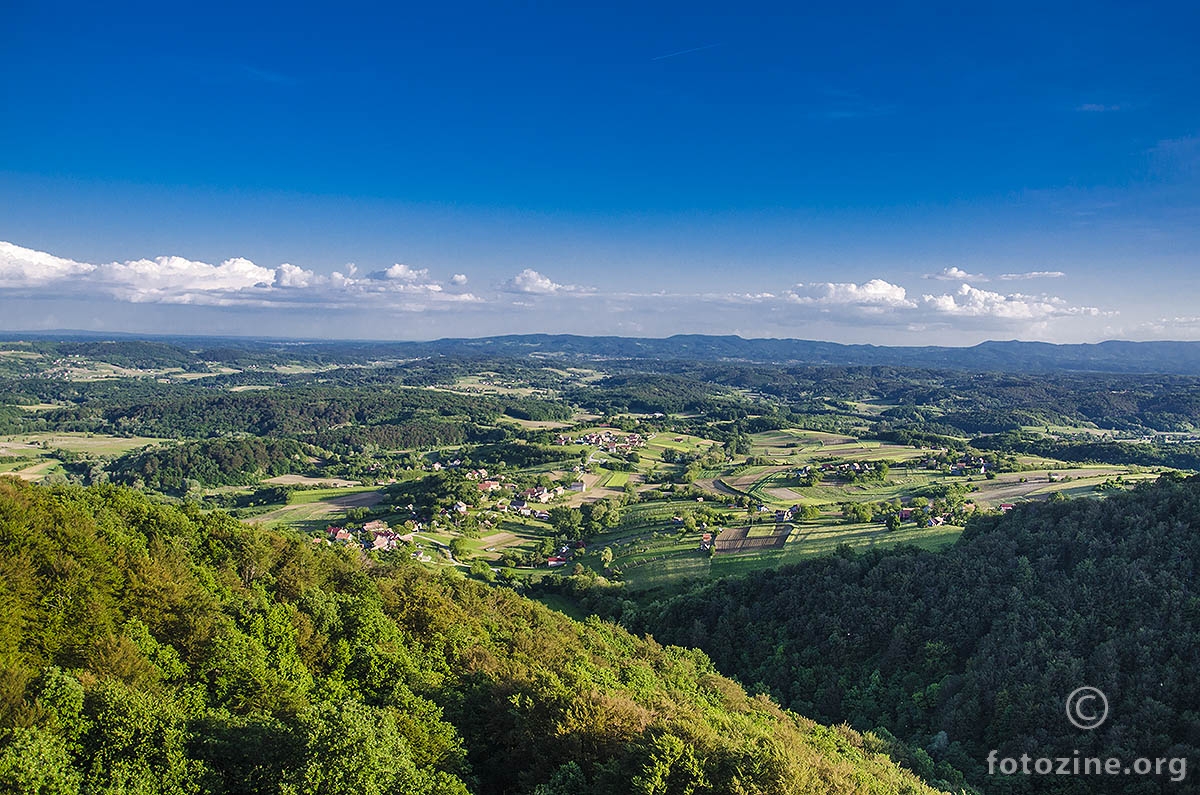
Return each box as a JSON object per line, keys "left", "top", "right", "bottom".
{"left": 521, "top": 487, "right": 553, "bottom": 503}
{"left": 327, "top": 526, "right": 354, "bottom": 544}
{"left": 371, "top": 531, "right": 399, "bottom": 551}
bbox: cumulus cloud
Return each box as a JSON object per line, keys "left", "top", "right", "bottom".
{"left": 274, "top": 263, "right": 317, "bottom": 288}
{"left": 925, "top": 266, "right": 986, "bottom": 281}
{"left": 503, "top": 268, "right": 585, "bottom": 295}
{"left": 997, "top": 270, "right": 1065, "bottom": 280}
{"left": 0, "top": 241, "right": 94, "bottom": 286}
{"left": 786, "top": 279, "right": 916, "bottom": 309}
{"left": 92, "top": 255, "right": 277, "bottom": 303}
{"left": 0, "top": 241, "right": 471, "bottom": 310}
{"left": 0, "top": 241, "right": 1120, "bottom": 340}
{"left": 371, "top": 263, "right": 430, "bottom": 282}
{"left": 921, "top": 283, "right": 1099, "bottom": 320}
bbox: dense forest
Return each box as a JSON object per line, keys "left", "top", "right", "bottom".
{"left": 596, "top": 476, "right": 1200, "bottom": 794}
{"left": 107, "top": 438, "right": 312, "bottom": 492}
{"left": 0, "top": 478, "right": 943, "bottom": 795}
{"left": 0, "top": 380, "right": 570, "bottom": 449}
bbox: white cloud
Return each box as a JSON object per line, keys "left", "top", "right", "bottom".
{"left": 921, "top": 283, "right": 1098, "bottom": 320}
{"left": 274, "top": 263, "right": 316, "bottom": 288}
{"left": 787, "top": 279, "right": 915, "bottom": 308}
{"left": 997, "top": 270, "right": 1065, "bottom": 280}
{"left": 0, "top": 241, "right": 94, "bottom": 286}
{"left": 92, "top": 255, "right": 276, "bottom": 303}
{"left": 0, "top": 241, "right": 1125, "bottom": 341}
{"left": 925, "top": 266, "right": 986, "bottom": 281}
{"left": 1076, "top": 103, "right": 1123, "bottom": 112}
{"left": 0, "top": 241, "right": 470, "bottom": 311}
{"left": 504, "top": 268, "right": 583, "bottom": 294}
{"left": 373, "top": 263, "right": 430, "bottom": 282}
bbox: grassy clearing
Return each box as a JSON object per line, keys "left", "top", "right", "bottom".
{"left": 263, "top": 474, "right": 362, "bottom": 488}
{"left": 247, "top": 488, "right": 385, "bottom": 531}
{"left": 645, "top": 433, "right": 715, "bottom": 453}
{"left": 503, "top": 417, "right": 572, "bottom": 430}
{"left": 447, "top": 375, "right": 537, "bottom": 396}
{"left": 0, "top": 432, "right": 165, "bottom": 456}
{"left": 4, "top": 460, "right": 67, "bottom": 481}
{"left": 286, "top": 486, "right": 381, "bottom": 504}
{"left": 604, "top": 470, "right": 630, "bottom": 488}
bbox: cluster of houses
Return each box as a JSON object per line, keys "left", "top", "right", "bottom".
{"left": 947, "top": 456, "right": 990, "bottom": 476}
{"left": 807, "top": 461, "right": 882, "bottom": 480}
{"left": 319, "top": 519, "right": 418, "bottom": 553}
{"left": 503, "top": 497, "right": 553, "bottom": 520}
{"left": 554, "top": 430, "right": 645, "bottom": 454}
{"left": 748, "top": 503, "right": 806, "bottom": 522}
{"left": 913, "top": 455, "right": 991, "bottom": 476}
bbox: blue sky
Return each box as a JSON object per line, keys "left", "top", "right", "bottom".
{"left": 1, "top": 0, "right": 1198, "bottom": 343}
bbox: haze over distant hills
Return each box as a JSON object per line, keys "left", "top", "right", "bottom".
{"left": 6, "top": 332, "right": 1200, "bottom": 376}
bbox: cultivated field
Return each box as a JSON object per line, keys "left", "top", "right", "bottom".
{"left": 263, "top": 474, "right": 363, "bottom": 488}
{"left": 714, "top": 524, "right": 792, "bottom": 553}
{"left": 247, "top": 488, "right": 385, "bottom": 532}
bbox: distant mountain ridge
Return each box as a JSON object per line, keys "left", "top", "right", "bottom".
{"left": 440, "top": 334, "right": 1200, "bottom": 373}
{"left": 4, "top": 331, "right": 1200, "bottom": 374}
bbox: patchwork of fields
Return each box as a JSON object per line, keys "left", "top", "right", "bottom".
{"left": 0, "top": 381, "right": 1184, "bottom": 594}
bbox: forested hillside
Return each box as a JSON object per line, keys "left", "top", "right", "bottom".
{"left": 108, "top": 438, "right": 311, "bottom": 491}
{"left": 609, "top": 476, "right": 1200, "bottom": 793}
{"left": 0, "top": 478, "right": 943, "bottom": 795}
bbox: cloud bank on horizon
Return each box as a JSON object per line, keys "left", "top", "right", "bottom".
{"left": 0, "top": 240, "right": 1186, "bottom": 344}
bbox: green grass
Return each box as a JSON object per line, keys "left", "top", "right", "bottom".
{"left": 1, "top": 432, "right": 165, "bottom": 456}
{"left": 746, "top": 468, "right": 946, "bottom": 507}
{"left": 604, "top": 470, "right": 630, "bottom": 488}
{"left": 0, "top": 459, "right": 64, "bottom": 479}
{"left": 286, "top": 485, "right": 381, "bottom": 504}
{"left": 617, "top": 521, "right": 963, "bottom": 590}
{"left": 645, "top": 433, "right": 713, "bottom": 452}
